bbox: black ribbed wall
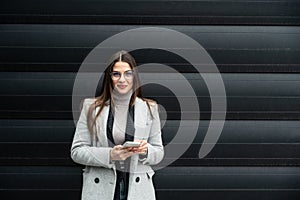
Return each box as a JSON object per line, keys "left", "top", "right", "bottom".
{"left": 1, "top": 1, "right": 300, "bottom": 200}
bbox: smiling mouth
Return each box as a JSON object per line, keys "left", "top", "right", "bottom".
{"left": 118, "top": 85, "right": 127, "bottom": 89}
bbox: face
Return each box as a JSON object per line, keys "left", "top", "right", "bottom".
{"left": 111, "top": 61, "right": 134, "bottom": 95}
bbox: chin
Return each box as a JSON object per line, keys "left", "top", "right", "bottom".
{"left": 116, "top": 88, "right": 130, "bottom": 94}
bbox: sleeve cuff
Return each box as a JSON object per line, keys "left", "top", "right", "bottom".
{"left": 138, "top": 150, "right": 148, "bottom": 161}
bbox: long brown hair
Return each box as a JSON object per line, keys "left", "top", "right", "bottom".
{"left": 86, "top": 50, "right": 152, "bottom": 136}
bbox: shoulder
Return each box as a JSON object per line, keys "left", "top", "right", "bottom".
{"left": 146, "top": 98, "right": 157, "bottom": 107}
{"left": 82, "top": 98, "right": 96, "bottom": 106}
{"left": 83, "top": 98, "right": 97, "bottom": 104}
{"left": 79, "top": 98, "right": 97, "bottom": 111}
{"left": 136, "top": 97, "right": 157, "bottom": 107}
{"left": 136, "top": 98, "right": 159, "bottom": 118}
{"left": 147, "top": 100, "right": 158, "bottom": 113}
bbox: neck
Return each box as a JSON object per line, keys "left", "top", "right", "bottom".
{"left": 112, "top": 89, "right": 133, "bottom": 106}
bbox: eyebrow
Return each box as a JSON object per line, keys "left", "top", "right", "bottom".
{"left": 112, "top": 70, "right": 133, "bottom": 73}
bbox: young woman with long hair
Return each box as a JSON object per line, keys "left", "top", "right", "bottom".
{"left": 71, "top": 50, "right": 164, "bottom": 200}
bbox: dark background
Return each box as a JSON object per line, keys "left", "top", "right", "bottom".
{"left": 0, "top": 0, "right": 300, "bottom": 199}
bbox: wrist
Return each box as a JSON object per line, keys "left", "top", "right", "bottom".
{"left": 110, "top": 149, "right": 115, "bottom": 162}
{"left": 141, "top": 148, "right": 148, "bottom": 155}
{"left": 139, "top": 149, "right": 148, "bottom": 160}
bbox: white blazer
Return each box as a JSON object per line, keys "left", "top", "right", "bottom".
{"left": 71, "top": 97, "right": 164, "bottom": 200}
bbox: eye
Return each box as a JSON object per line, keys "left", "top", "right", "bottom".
{"left": 125, "top": 70, "right": 134, "bottom": 78}
{"left": 111, "top": 71, "right": 121, "bottom": 78}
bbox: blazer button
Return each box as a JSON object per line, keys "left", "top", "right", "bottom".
{"left": 94, "top": 178, "right": 100, "bottom": 183}
{"left": 135, "top": 177, "right": 140, "bottom": 183}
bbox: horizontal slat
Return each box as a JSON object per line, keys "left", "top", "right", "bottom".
{"left": 0, "top": 166, "right": 299, "bottom": 200}
{"left": 2, "top": 111, "right": 300, "bottom": 120}
{"left": 1, "top": 48, "right": 299, "bottom": 65}
{"left": 1, "top": 72, "right": 300, "bottom": 119}
{"left": 1, "top": 120, "right": 300, "bottom": 166}
{"left": 1, "top": 120, "right": 300, "bottom": 143}
{"left": 0, "top": 25, "right": 299, "bottom": 72}
{"left": 1, "top": 73, "right": 300, "bottom": 96}
{"left": 1, "top": 144, "right": 300, "bottom": 162}
{"left": 1, "top": 190, "right": 299, "bottom": 200}
{"left": 0, "top": 96, "right": 299, "bottom": 120}
{"left": 1, "top": 144, "right": 300, "bottom": 166}
{"left": 0, "top": 0, "right": 299, "bottom": 25}
{"left": 0, "top": 74, "right": 298, "bottom": 123}
{"left": 1, "top": 26, "right": 300, "bottom": 49}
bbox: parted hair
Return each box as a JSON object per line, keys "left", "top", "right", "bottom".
{"left": 86, "top": 50, "right": 154, "bottom": 136}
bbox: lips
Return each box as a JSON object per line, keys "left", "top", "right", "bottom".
{"left": 117, "top": 85, "right": 127, "bottom": 89}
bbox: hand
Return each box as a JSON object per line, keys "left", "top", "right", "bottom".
{"left": 110, "top": 145, "right": 134, "bottom": 161}
{"left": 128, "top": 140, "right": 148, "bottom": 155}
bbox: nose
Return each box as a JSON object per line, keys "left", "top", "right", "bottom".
{"left": 118, "top": 73, "right": 126, "bottom": 82}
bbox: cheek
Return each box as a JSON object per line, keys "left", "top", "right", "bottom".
{"left": 128, "top": 80, "right": 134, "bottom": 89}
{"left": 112, "top": 79, "right": 118, "bottom": 87}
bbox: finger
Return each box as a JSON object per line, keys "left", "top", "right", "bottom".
{"left": 125, "top": 147, "right": 134, "bottom": 151}
{"left": 132, "top": 147, "right": 147, "bottom": 154}
{"left": 134, "top": 150, "right": 147, "bottom": 155}
{"left": 139, "top": 147, "right": 148, "bottom": 153}
{"left": 134, "top": 139, "right": 144, "bottom": 145}
{"left": 140, "top": 140, "right": 147, "bottom": 147}
{"left": 114, "top": 145, "right": 123, "bottom": 150}
{"left": 122, "top": 151, "right": 134, "bottom": 158}
{"left": 120, "top": 148, "right": 131, "bottom": 153}
{"left": 133, "top": 144, "right": 147, "bottom": 152}
{"left": 138, "top": 144, "right": 148, "bottom": 151}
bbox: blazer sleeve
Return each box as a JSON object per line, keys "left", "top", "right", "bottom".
{"left": 70, "top": 99, "right": 114, "bottom": 169}
{"left": 140, "top": 103, "right": 164, "bottom": 165}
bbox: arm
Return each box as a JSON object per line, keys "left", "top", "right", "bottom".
{"left": 140, "top": 103, "right": 164, "bottom": 165}
{"left": 70, "top": 99, "right": 114, "bottom": 169}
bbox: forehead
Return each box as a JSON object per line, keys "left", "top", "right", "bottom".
{"left": 113, "top": 61, "right": 131, "bottom": 71}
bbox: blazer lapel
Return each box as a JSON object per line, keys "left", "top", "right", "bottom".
{"left": 95, "top": 98, "right": 147, "bottom": 147}
{"left": 129, "top": 98, "right": 148, "bottom": 174}
{"left": 95, "top": 105, "right": 110, "bottom": 147}
{"left": 134, "top": 98, "right": 148, "bottom": 140}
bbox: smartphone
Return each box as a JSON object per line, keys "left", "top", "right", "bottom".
{"left": 122, "top": 141, "right": 141, "bottom": 148}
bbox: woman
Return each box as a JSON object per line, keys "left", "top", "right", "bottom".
{"left": 71, "top": 50, "right": 164, "bottom": 200}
